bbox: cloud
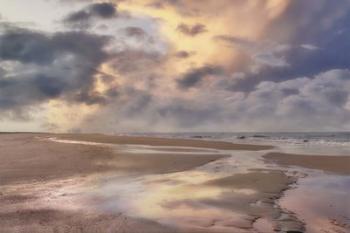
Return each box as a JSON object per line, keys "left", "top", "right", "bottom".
{"left": 229, "top": 0, "right": 350, "bottom": 90}
{"left": 214, "top": 35, "right": 257, "bottom": 50}
{"left": 0, "top": 30, "right": 56, "bottom": 65}
{"left": 88, "top": 2, "right": 117, "bottom": 18}
{"left": 230, "top": 69, "right": 350, "bottom": 131}
{"left": 177, "top": 65, "right": 223, "bottom": 89}
{"left": 63, "top": 2, "right": 118, "bottom": 28}
{"left": 75, "top": 88, "right": 225, "bottom": 132}
{"left": 147, "top": 0, "right": 180, "bottom": 9}
{"left": 123, "top": 26, "right": 147, "bottom": 38}
{"left": 177, "top": 23, "right": 207, "bottom": 36}
{"left": 53, "top": 0, "right": 350, "bottom": 132}
{"left": 300, "top": 44, "right": 319, "bottom": 50}
{"left": 2, "top": 0, "right": 350, "bottom": 132}
{"left": 0, "top": 5, "right": 169, "bottom": 128}
{"left": 215, "top": 35, "right": 290, "bottom": 71}
{"left": 108, "top": 49, "right": 163, "bottom": 75}
{"left": 76, "top": 69, "right": 350, "bottom": 132}
{"left": 175, "top": 50, "right": 192, "bottom": 59}
{"left": 253, "top": 51, "right": 289, "bottom": 68}
{"left": 198, "top": 0, "right": 350, "bottom": 94}
{"left": 0, "top": 26, "right": 110, "bottom": 114}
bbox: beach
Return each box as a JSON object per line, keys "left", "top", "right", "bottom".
{"left": 0, "top": 133, "right": 349, "bottom": 233}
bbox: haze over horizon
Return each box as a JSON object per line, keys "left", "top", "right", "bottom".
{"left": 1, "top": 0, "right": 350, "bottom": 133}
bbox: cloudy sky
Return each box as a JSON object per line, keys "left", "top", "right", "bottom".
{"left": 0, "top": 0, "right": 350, "bottom": 132}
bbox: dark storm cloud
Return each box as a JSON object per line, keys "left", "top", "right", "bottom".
{"left": 34, "top": 75, "right": 66, "bottom": 98}
{"left": 177, "top": 23, "right": 207, "bottom": 36}
{"left": 63, "top": 2, "right": 118, "bottom": 27}
{"left": 0, "top": 29, "right": 108, "bottom": 65}
{"left": 0, "top": 30, "right": 55, "bottom": 65}
{"left": 89, "top": 2, "right": 117, "bottom": 17}
{"left": 0, "top": 75, "right": 67, "bottom": 110}
{"left": 0, "top": 26, "right": 111, "bottom": 111}
{"left": 177, "top": 65, "right": 223, "bottom": 89}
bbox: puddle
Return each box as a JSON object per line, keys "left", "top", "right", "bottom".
{"left": 91, "top": 173, "right": 259, "bottom": 232}
{"left": 83, "top": 149, "right": 291, "bottom": 232}
{"left": 280, "top": 173, "right": 350, "bottom": 233}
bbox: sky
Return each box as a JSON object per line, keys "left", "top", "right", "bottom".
{"left": 0, "top": 0, "right": 350, "bottom": 133}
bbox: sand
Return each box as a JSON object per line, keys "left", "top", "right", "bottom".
{"left": 1, "top": 133, "right": 348, "bottom": 233}
{"left": 0, "top": 133, "right": 245, "bottom": 233}
{"left": 264, "top": 152, "right": 350, "bottom": 233}
{"left": 264, "top": 152, "right": 350, "bottom": 175}
{"left": 55, "top": 133, "right": 274, "bottom": 151}
{"left": 202, "top": 170, "right": 301, "bottom": 231}
{"left": 0, "top": 134, "right": 226, "bottom": 186}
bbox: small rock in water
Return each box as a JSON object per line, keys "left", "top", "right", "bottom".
{"left": 238, "top": 136, "right": 246, "bottom": 139}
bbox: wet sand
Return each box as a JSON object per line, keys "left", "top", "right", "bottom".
{"left": 1, "top": 133, "right": 349, "bottom": 233}
{"left": 264, "top": 152, "right": 350, "bottom": 233}
{"left": 0, "top": 134, "right": 230, "bottom": 233}
{"left": 56, "top": 133, "right": 274, "bottom": 151}
{"left": 264, "top": 152, "right": 350, "bottom": 175}
{"left": 279, "top": 174, "right": 350, "bottom": 233}
{"left": 0, "top": 134, "right": 227, "bottom": 186}
{"left": 1, "top": 133, "right": 273, "bottom": 233}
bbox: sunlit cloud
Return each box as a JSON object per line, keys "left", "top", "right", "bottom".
{"left": 1, "top": 0, "right": 350, "bottom": 132}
